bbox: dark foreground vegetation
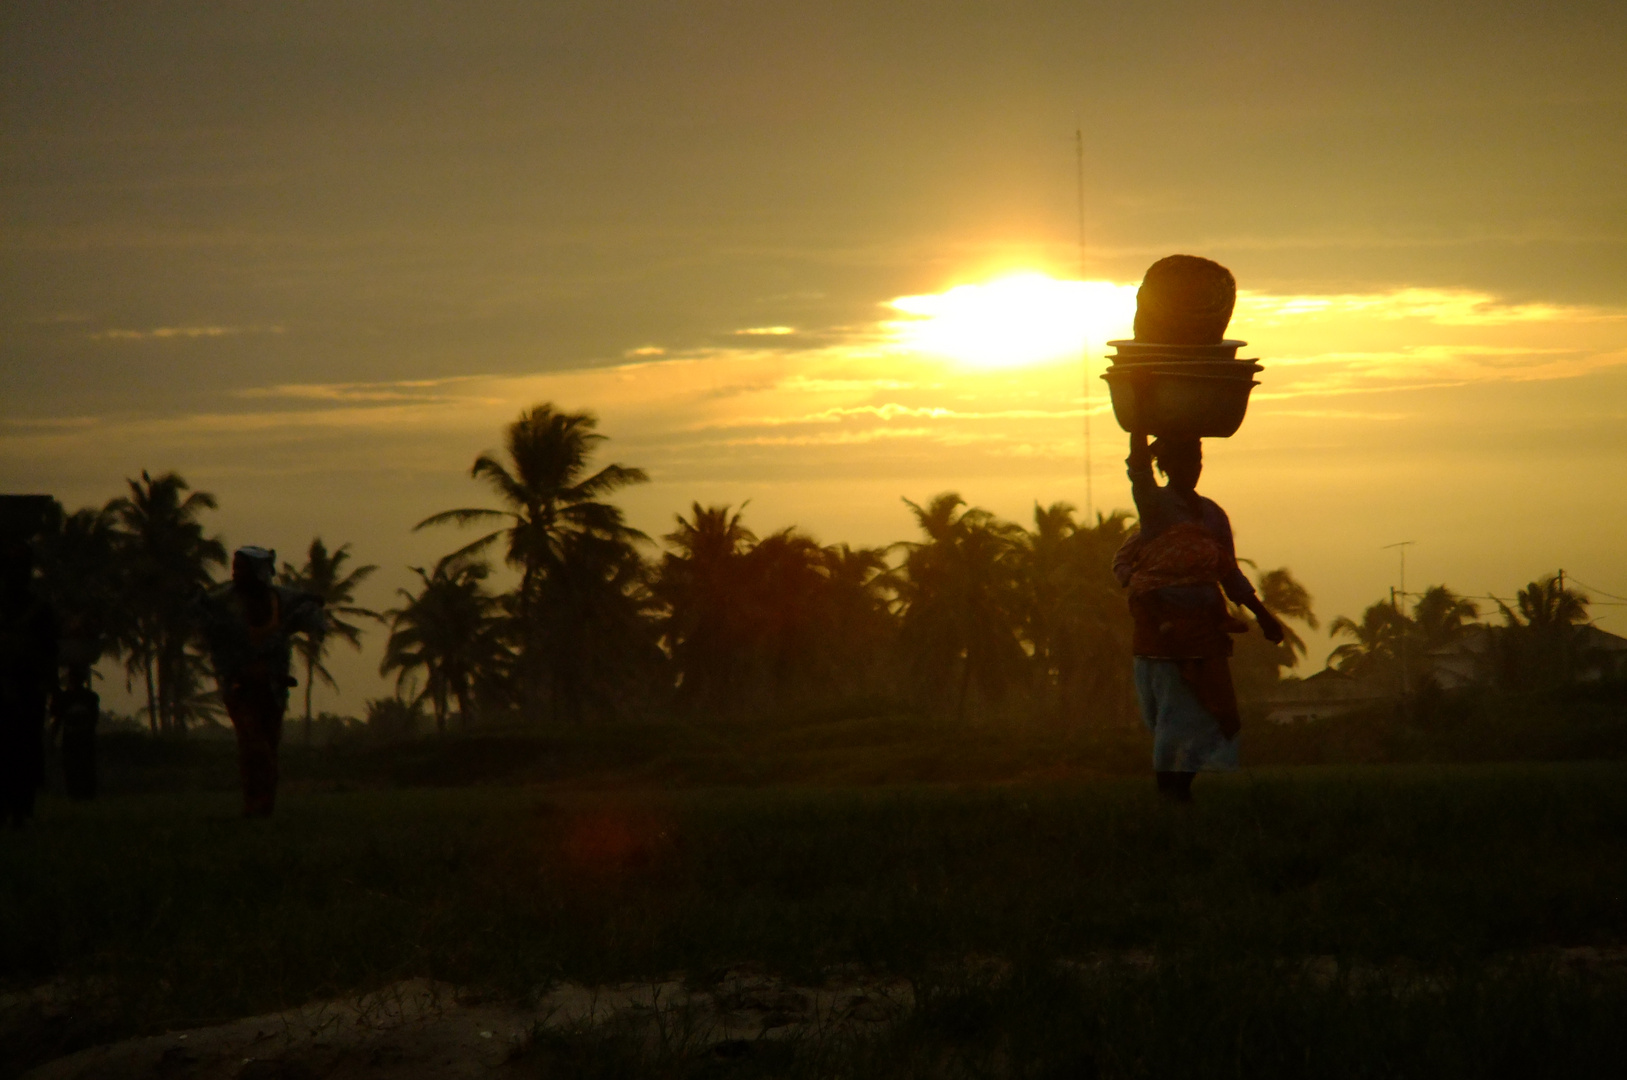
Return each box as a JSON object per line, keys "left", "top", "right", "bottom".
{"left": 7, "top": 762, "right": 1627, "bottom": 1077}
{"left": 16, "top": 401, "right": 1627, "bottom": 1075}
{"left": 66, "top": 675, "right": 1627, "bottom": 796}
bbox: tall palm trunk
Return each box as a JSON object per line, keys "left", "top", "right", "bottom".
{"left": 519, "top": 573, "right": 548, "bottom": 723}
{"left": 558, "top": 667, "right": 584, "bottom": 725}
{"left": 304, "top": 652, "right": 315, "bottom": 743}
{"left": 158, "top": 635, "right": 192, "bottom": 735}
{"left": 955, "top": 649, "right": 972, "bottom": 724}
{"left": 157, "top": 636, "right": 176, "bottom": 735}
{"left": 143, "top": 653, "right": 158, "bottom": 735}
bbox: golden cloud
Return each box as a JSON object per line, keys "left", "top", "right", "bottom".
{"left": 9, "top": 280, "right": 1624, "bottom": 485}
{"left": 89, "top": 325, "right": 285, "bottom": 341}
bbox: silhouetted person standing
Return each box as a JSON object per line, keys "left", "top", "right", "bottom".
{"left": 1114, "top": 433, "right": 1283, "bottom": 801}
{"left": 197, "top": 546, "right": 323, "bottom": 817}
{"left": 52, "top": 661, "right": 99, "bottom": 800}
{"left": 0, "top": 529, "right": 58, "bottom": 826}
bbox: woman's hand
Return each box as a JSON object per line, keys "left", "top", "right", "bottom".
{"left": 1246, "top": 598, "right": 1286, "bottom": 644}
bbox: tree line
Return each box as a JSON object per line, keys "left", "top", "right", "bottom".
{"left": 369, "top": 404, "right": 1320, "bottom": 730}
{"left": 33, "top": 473, "right": 380, "bottom": 739}
{"left": 1325, "top": 576, "right": 1614, "bottom": 693}
{"left": 39, "top": 401, "right": 1606, "bottom": 737}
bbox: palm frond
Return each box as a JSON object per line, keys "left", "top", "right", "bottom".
{"left": 570, "top": 463, "right": 650, "bottom": 499}
{"left": 471, "top": 453, "right": 535, "bottom": 509}
{"left": 415, "top": 507, "right": 512, "bottom": 530}
{"left": 431, "top": 530, "right": 506, "bottom": 567}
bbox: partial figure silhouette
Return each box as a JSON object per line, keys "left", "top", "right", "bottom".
{"left": 196, "top": 546, "right": 324, "bottom": 816}
{"left": 0, "top": 496, "right": 59, "bottom": 825}
{"left": 52, "top": 659, "right": 99, "bottom": 800}
{"left": 1114, "top": 434, "right": 1283, "bottom": 801}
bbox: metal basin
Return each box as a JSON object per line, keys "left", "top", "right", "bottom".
{"left": 1104, "top": 359, "right": 1262, "bottom": 378}
{"left": 1106, "top": 339, "right": 1247, "bottom": 361}
{"left": 1101, "top": 367, "right": 1259, "bottom": 438}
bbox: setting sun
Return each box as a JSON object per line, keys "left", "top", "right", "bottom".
{"left": 886, "top": 273, "right": 1139, "bottom": 369}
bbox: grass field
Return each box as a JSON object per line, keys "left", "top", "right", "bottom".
{"left": 7, "top": 758, "right": 1627, "bottom": 1076}
{"left": 82, "top": 679, "right": 1627, "bottom": 797}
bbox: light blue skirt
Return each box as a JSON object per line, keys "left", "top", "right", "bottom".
{"left": 1133, "top": 657, "right": 1239, "bottom": 772}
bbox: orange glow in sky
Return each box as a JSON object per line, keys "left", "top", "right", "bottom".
{"left": 886, "top": 274, "right": 1140, "bottom": 369}
{"left": 7, "top": 270, "right": 1627, "bottom": 711}
{"left": 6, "top": 1, "right": 1626, "bottom": 714}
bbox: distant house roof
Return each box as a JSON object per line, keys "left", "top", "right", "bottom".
{"left": 1267, "top": 667, "right": 1389, "bottom": 706}
{"left": 1578, "top": 624, "right": 1627, "bottom": 653}
{"left": 1427, "top": 623, "right": 1627, "bottom": 659}
{"left": 1426, "top": 624, "right": 1495, "bottom": 660}
{"left": 1424, "top": 622, "right": 1627, "bottom": 688}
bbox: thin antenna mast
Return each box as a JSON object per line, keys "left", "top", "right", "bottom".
{"left": 1383, "top": 540, "right": 1416, "bottom": 699}
{"left": 1076, "top": 125, "right": 1093, "bottom": 522}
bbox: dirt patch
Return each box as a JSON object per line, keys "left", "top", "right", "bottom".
{"left": 21, "top": 948, "right": 1627, "bottom": 1079}
{"left": 19, "top": 970, "right": 913, "bottom": 1080}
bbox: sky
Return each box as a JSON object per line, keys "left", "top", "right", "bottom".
{"left": 4, "top": 1, "right": 1626, "bottom": 715}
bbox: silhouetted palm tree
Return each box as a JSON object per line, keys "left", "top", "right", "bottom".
{"left": 380, "top": 556, "right": 510, "bottom": 734}
{"left": 655, "top": 507, "right": 894, "bottom": 716}
{"left": 35, "top": 503, "right": 126, "bottom": 671}
{"left": 891, "top": 493, "right": 1027, "bottom": 722}
{"left": 1329, "top": 601, "right": 1410, "bottom": 686}
{"left": 822, "top": 543, "right": 892, "bottom": 624}
{"left": 107, "top": 471, "right": 226, "bottom": 734}
{"left": 1255, "top": 567, "right": 1320, "bottom": 658}
{"left": 418, "top": 404, "right": 648, "bottom": 595}
{"left": 1410, "top": 585, "right": 1479, "bottom": 652}
{"left": 278, "top": 538, "right": 382, "bottom": 741}
{"left": 364, "top": 693, "right": 426, "bottom": 742}
{"left": 1017, "top": 505, "right": 1140, "bottom": 723}
{"left": 818, "top": 542, "right": 896, "bottom": 695}
{"left": 1230, "top": 566, "right": 1320, "bottom": 701}
{"left": 1497, "top": 575, "right": 1591, "bottom": 687}
{"left": 742, "top": 528, "right": 833, "bottom": 695}
{"left": 417, "top": 404, "right": 648, "bottom": 717}
{"left": 162, "top": 654, "right": 225, "bottom": 731}
{"left": 656, "top": 503, "right": 757, "bottom": 712}
{"left": 1022, "top": 501, "right": 1081, "bottom": 684}
{"left": 534, "top": 528, "right": 665, "bottom": 723}
{"left": 1507, "top": 577, "right": 1589, "bottom": 632}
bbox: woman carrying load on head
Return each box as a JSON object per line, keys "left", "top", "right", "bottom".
{"left": 1113, "top": 432, "right": 1284, "bottom": 802}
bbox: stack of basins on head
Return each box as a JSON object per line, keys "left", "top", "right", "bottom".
{"left": 1101, "top": 255, "right": 1263, "bottom": 438}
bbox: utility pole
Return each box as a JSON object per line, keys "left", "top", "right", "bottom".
{"left": 1383, "top": 541, "right": 1416, "bottom": 702}
{"left": 1076, "top": 125, "right": 1093, "bottom": 523}
{"left": 1383, "top": 541, "right": 1415, "bottom": 610}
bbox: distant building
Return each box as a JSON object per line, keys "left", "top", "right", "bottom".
{"left": 1265, "top": 623, "right": 1627, "bottom": 724}
{"left": 1579, "top": 625, "right": 1627, "bottom": 682}
{"left": 1426, "top": 626, "right": 1498, "bottom": 691}
{"left": 1264, "top": 668, "right": 1389, "bottom": 725}
{"left": 1426, "top": 623, "right": 1627, "bottom": 689}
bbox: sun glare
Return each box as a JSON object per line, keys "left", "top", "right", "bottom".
{"left": 887, "top": 273, "right": 1138, "bottom": 369}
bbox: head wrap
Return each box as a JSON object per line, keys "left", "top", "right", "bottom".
{"left": 233, "top": 545, "right": 277, "bottom": 585}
